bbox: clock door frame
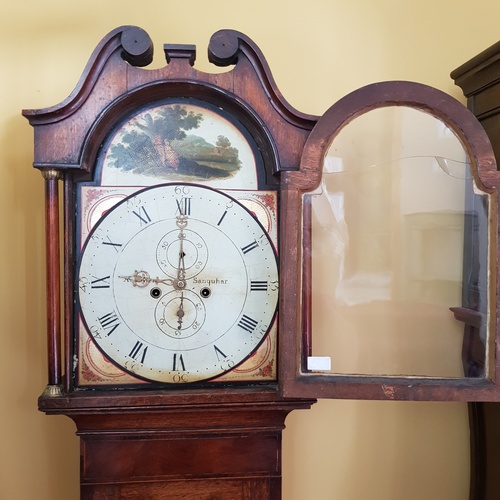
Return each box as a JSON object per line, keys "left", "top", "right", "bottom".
{"left": 279, "top": 80, "right": 500, "bottom": 402}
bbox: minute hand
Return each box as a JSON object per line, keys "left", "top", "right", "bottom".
{"left": 176, "top": 212, "right": 188, "bottom": 289}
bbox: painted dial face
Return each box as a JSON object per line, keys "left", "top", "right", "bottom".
{"left": 77, "top": 184, "right": 279, "bottom": 384}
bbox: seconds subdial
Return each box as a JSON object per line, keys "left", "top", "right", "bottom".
{"left": 155, "top": 289, "right": 206, "bottom": 339}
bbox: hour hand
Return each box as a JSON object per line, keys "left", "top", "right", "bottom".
{"left": 119, "top": 270, "right": 174, "bottom": 288}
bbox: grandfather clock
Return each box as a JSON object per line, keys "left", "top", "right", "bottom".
{"left": 24, "top": 26, "right": 500, "bottom": 499}
{"left": 23, "top": 27, "right": 317, "bottom": 499}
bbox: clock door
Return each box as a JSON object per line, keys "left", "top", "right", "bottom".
{"left": 280, "top": 81, "right": 500, "bottom": 402}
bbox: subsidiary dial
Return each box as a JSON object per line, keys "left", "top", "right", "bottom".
{"left": 156, "top": 228, "right": 208, "bottom": 281}
{"left": 155, "top": 289, "right": 206, "bottom": 339}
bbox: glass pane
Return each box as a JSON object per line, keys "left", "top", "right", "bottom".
{"left": 307, "top": 106, "right": 489, "bottom": 378}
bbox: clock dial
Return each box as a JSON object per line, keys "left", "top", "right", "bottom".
{"left": 77, "top": 183, "right": 279, "bottom": 384}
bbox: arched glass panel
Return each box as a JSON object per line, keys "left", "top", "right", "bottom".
{"left": 306, "top": 106, "right": 489, "bottom": 379}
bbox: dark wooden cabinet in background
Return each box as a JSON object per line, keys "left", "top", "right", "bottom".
{"left": 452, "top": 40, "right": 500, "bottom": 500}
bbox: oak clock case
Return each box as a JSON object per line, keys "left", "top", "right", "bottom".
{"left": 75, "top": 98, "right": 279, "bottom": 389}
{"left": 23, "top": 27, "right": 321, "bottom": 500}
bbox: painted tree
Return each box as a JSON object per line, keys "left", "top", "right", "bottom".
{"left": 215, "top": 135, "right": 232, "bottom": 151}
{"left": 108, "top": 105, "right": 203, "bottom": 173}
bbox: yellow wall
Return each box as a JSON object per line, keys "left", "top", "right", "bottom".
{"left": 1, "top": 1, "right": 498, "bottom": 499}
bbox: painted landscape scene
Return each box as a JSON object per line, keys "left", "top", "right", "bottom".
{"left": 104, "top": 103, "right": 247, "bottom": 182}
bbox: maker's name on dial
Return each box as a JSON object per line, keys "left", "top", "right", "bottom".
{"left": 192, "top": 277, "right": 229, "bottom": 285}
